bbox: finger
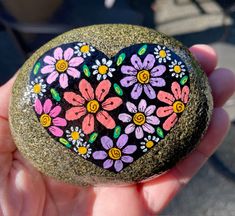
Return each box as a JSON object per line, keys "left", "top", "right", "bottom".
{"left": 141, "top": 108, "right": 230, "bottom": 214}
{"left": 209, "top": 68, "right": 235, "bottom": 107}
{"left": 189, "top": 44, "right": 217, "bottom": 76}
{"left": 0, "top": 75, "right": 17, "bottom": 119}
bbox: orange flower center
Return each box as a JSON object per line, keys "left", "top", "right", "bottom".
{"left": 173, "top": 101, "right": 185, "bottom": 113}
{"left": 86, "top": 100, "right": 100, "bottom": 113}
{"left": 40, "top": 114, "right": 51, "bottom": 127}
{"left": 55, "top": 59, "right": 69, "bottom": 73}
{"left": 133, "top": 112, "right": 146, "bottom": 126}
{"left": 137, "top": 70, "right": 150, "bottom": 84}
{"left": 80, "top": 45, "right": 90, "bottom": 53}
{"left": 108, "top": 147, "right": 122, "bottom": 160}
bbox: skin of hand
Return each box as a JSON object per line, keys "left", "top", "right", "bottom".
{"left": 0, "top": 44, "right": 235, "bottom": 216}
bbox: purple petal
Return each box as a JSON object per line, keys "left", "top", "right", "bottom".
{"left": 121, "top": 65, "right": 137, "bottom": 75}
{"left": 46, "top": 71, "right": 59, "bottom": 84}
{"left": 93, "top": 151, "right": 107, "bottom": 160}
{"left": 120, "top": 76, "right": 137, "bottom": 87}
{"left": 52, "top": 117, "right": 67, "bottom": 127}
{"left": 64, "top": 48, "right": 74, "bottom": 61}
{"left": 34, "top": 99, "right": 42, "bottom": 115}
{"left": 144, "top": 84, "right": 156, "bottom": 99}
{"left": 54, "top": 47, "right": 63, "bottom": 60}
{"left": 43, "top": 56, "right": 56, "bottom": 65}
{"left": 126, "top": 102, "right": 137, "bottom": 113}
{"left": 49, "top": 126, "right": 63, "bottom": 137}
{"left": 146, "top": 116, "right": 160, "bottom": 125}
{"left": 125, "top": 123, "right": 135, "bottom": 134}
{"left": 122, "top": 145, "right": 137, "bottom": 154}
{"left": 118, "top": 113, "right": 132, "bottom": 123}
{"left": 114, "top": 160, "right": 123, "bottom": 172}
{"left": 41, "top": 65, "right": 55, "bottom": 74}
{"left": 116, "top": 134, "right": 128, "bottom": 149}
{"left": 59, "top": 74, "right": 68, "bottom": 89}
{"left": 103, "top": 159, "right": 113, "bottom": 169}
{"left": 131, "top": 83, "right": 143, "bottom": 100}
{"left": 101, "top": 136, "right": 113, "bottom": 150}
{"left": 151, "top": 65, "right": 166, "bottom": 77}
{"left": 143, "top": 54, "right": 155, "bottom": 70}
{"left": 144, "top": 105, "right": 156, "bottom": 116}
{"left": 135, "top": 127, "right": 144, "bottom": 139}
{"left": 67, "top": 67, "right": 81, "bottom": 78}
{"left": 142, "top": 123, "right": 155, "bottom": 133}
{"left": 121, "top": 156, "right": 134, "bottom": 163}
{"left": 138, "top": 99, "right": 147, "bottom": 112}
{"left": 43, "top": 99, "right": 52, "bottom": 114}
{"left": 130, "top": 54, "right": 143, "bottom": 70}
{"left": 150, "top": 78, "right": 166, "bottom": 87}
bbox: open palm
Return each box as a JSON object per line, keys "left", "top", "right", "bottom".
{"left": 0, "top": 45, "right": 234, "bottom": 216}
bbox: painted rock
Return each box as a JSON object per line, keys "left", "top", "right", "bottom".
{"left": 9, "top": 24, "right": 213, "bottom": 186}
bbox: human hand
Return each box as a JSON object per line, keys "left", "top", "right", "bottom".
{"left": 0, "top": 45, "right": 235, "bottom": 216}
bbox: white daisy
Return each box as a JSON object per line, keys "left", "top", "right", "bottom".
{"left": 74, "top": 42, "right": 95, "bottom": 58}
{"left": 92, "top": 58, "right": 115, "bottom": 81}
{"left": 169, "top": 60, "right": 186, "bottom": 78}
{"left": 74, "top": 142, "right": 92, "bottom": 159}
{"left": 66, "top": 126, "right": 84, "bottom": 145}
{"left": 29, "top": 77, "right": 46, "bottom": 100}
{"left": 154, "top": 45, "right": 171, "bottom": 63}
{"left": 140, "top": 135, "right": 159, "bottom": 152}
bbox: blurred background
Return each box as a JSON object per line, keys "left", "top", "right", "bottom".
{"left": 0, "top": 0, "right": 234, "bottom": 214}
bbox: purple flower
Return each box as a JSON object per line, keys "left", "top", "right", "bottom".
{"left": 92, "top": 134, "right": 137, "bottom": 172}
{"left": 120, "top": 54, "right": 166, "bottom": 99}
{"left": 118, "top": 99, "right": 160, "bottom": 139}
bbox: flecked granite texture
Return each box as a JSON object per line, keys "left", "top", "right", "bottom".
{"left": 9, "top": 24, "right": 213, "bottom": 186}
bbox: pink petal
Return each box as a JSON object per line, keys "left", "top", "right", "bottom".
{"left": 34, "top": 99, "right": 42, "bottom": 115}
{"left": 156, "top": 106, "right": 173, "bottom": 117}
{"left": 163, "top": 113, "right": 178, "bottom": 131}
{"left": 52, "top": 117, "right": 67, "bottom": 127}
{"left": 96, "top": 110, "right": 115, "bottom": 129}
{"left": 126, "top": 102, "right": 137, "bottom": 113}
{"left": 181, "top": 85, "right": 190, "bottom": 103}
{"left": 135, "top": 127, "right": 144, "bottom": 139}
{"left": 43, "top": 99, "right": 52, "bottom": 114}
{"left": 125, "top": 123, "right": 135, "bottom": 134}
{"left": 69, "top": 57, "right": 84, "bottom": 67}
{"left": 102, "top": 97, "right": 122, "bottom": 111}
{"left": 121, "top": 65, "right": 137, "bottom": 75}
{"left": 131, "top": 54, "right": 143, "bottom": 70}
{"left": 157, "top": 91, "right": 175, "bottom": 105}
{"left": 65, "top": 107, "right": 86, "bottom": 121}
{"left": 144, "top": 105, "right": 156, "bottom": 116}
{"left": 64, "top": 92, "right": 85, "bottom": 106}
{"left": 114, "top": 160, "right": 123, "bottom": 172}
{"left": 59, "top": 74, "right": 68, "bottom": 89}
{"left": 138, "top": 99, "right": 147, "bottom": 112}
{"left": 95, "top": 79, "right": 111, "bottom": 102}
{"left": 143, "top": 54, "right": 155, "bottom": 70}
{"left": 46, "top": 71, "right": 59, "bottom": 84}
{"left": 103, "top": 159, "right": 114, "bottom": 169}
{"left": 49, "top": 106, "right": 61, "bottom": 117}
{"left": 79, "top": 79, "right": 94, "bottom": 101}
{"left": 49, "top": 126, "right": 63, "bottom": 137}
{"left": 118, "top": 113, "right": 132, "bottom": 123}
{"left": 151, "top": 65, "right": 166, "bottom": 77}
{"left": 142, "top": 123, "right": 155, "bottom": 134}
{"left": 43, "top": 56, "right": 56, "bottom": 65}
{"left": 41, "top": 65, "right": 55, "bottom": 74}
{"left": 82, "top": 114, "right": 95, "bottom": 134}
{"left": 64, "top": 48, "right": 74, "bottom": 61}
{"left": 171, "top": 82, "right": 181, "bottom": 100}
{"left": 146, "top": 116, "right": 160, "bottom": 125}
{"left": 54, "top": 47, "right": 63, "bottom": 60}
{"left": 67, "top": 67, "right": 81, "bottom": 78}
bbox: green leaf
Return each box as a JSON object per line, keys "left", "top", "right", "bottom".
{"left": 83, "top": 64, "right": 91, "bottom": 77}
{"left": 117, "top": 53, "right": 126, "bottom": 66}
{"left": 138, "top": 44, "right": 148, "bottom": 56}
{"left": 33, "top": 62, "right": 41, "bottom": 75}
{"left": 89, "top": 132, "right": 98, "bottom": 143}
{"left": 156, "top": 127, "right": 164, "bottom": 138}
{"left": 180, "top": 75, "right": 188, "bottom": 86}
{"left": 59, "top": 138, "right": 71, "bottom": 148}
{"left": 113, "top": 126, "right": 121, "bottom": 139}
{"left": 113, "top": 83, "right": 123, "bottom": 96}
{"left": 50, "top": 88, "right": 61, "bottom": 102}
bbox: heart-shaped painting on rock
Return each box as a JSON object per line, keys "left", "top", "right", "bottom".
{"left": 29, "top": 43, "right": 190, "bottom": 173}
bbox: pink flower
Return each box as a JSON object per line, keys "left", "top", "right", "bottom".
{"left": 64, "top": 79, "right": 123, "bottom": 135}
{"left": 41, "top": 47, "right": 84, "bottom": 89}
{"left": 34, "top": 99, "right": 67, "bottom": 137}
{"left": 156, "top": 82, "right": 189, "bottom": 131}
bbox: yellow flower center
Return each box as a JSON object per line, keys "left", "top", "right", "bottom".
{"left": 159, "top": 50, "right": 167, "bottom": 58}
{"left": 86, "top": 100, "right": 100, "bottom": 113}
{"left": 33, "top": 84, "right": 41, "bottom": 94}
{"left": 108, "top": 147, "right": 122, "bottom": 160}
{"left": 133, "top": 112, "right": 146, "bottom": 126}
{"left": 146, "top": 140, "right": 154, "bottom": 148}
{"left": 173, "top": 65, "right": 181, "bottom": 73}
{"left": 55, "top": 59, "right": 69, "bottom": 73}
{"left": 137, "top": 70, "right": 150, "bottom": 84}
{"left": 40, "top": 114, "right": 51, "bottom": 127}
{"left": 80, "top": 45, "right": 90, "bottom": 53}
{"left": 173, "top": 101, "right": 185, "bottom": 113}
{"left": 71, "top": 131, "right": 80, "bottom": 140}
{"left": 78, "top": 146, "right": 88, "bottom": 155}
{"left": 98, "top": 65, "right": 109, "bottom": 75}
